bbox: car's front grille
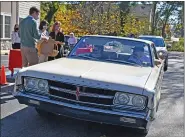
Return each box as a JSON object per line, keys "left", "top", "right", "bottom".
{"left": 47, "top": 81, "right": 116, "bottom": 109}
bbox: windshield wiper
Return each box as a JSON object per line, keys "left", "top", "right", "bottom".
{"left": 71, "top": 55, "right": 99, "bottom": 61}
{"left": 105, "top": 59, "right": 142, "bottom": 67}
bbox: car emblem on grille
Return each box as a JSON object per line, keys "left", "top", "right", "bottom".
{"left": 76, "top": 86, "right": 80, "bottom": 100}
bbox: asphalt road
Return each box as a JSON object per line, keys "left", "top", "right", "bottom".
{"left": 1, "top": 52, "right": 184, "bottom": 137}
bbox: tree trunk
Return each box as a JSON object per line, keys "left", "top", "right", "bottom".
{"left": 162, "top": 25, "right": 166, "bottom": 38}
{"left": 119, "top": 2, "right": 130, "bottom": 34}
{"left": 44, "top": 7, "right": 58, "bottom": 24}
{"left": 151, "top": 2, "right": 157, "bottom": 35}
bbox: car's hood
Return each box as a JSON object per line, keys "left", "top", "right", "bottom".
{"left": 156, "top": 47, "right": 167, "bottom": 52}
{"left": 19, "top": 58, "right": 152, "bottom": 95}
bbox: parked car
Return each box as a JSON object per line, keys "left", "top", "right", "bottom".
{"left": 13, "top": 35, "right": 165, "bottom": 135}
{"left": 138, "top": 35, "right": 171, "bottom": 71}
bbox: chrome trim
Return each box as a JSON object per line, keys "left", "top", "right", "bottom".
{"left": 24, "top": 87, "right": 147, "bottom": 111}
{"left": 24, "top": 90, "right": 113, "bottom": 107}
{"left": 15, "top": 92, "right": 148, "bottom": 119}
{"left": 113, "top": 92, "right": 147, "bottom": 110}
{"left": 50, "top": 86, "right": 114, "bottom": 99}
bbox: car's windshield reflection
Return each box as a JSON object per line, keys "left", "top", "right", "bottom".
{"left": 68, "top": 36, "right": 152, "bottom": 67}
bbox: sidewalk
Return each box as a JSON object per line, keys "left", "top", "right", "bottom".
{"left": 1, "top": 50, "right": 9, "bottom": 55}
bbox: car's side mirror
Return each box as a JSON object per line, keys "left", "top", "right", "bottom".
{"left": 167, "top": 44, "right": 172, "bottom": 49}
{"left": 154, "top": 59, "right": 162, "bottom": 66}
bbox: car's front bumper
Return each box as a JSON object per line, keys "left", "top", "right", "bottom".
{"left": 14, "top": 92, "right": 152, "bottom": 130}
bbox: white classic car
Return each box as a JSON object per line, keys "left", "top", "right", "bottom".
{"left": 13, "top": 35, "right": 165, "bottom": 135}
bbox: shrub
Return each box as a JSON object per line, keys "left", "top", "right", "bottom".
{"left": 167, "top": 38, "right": 184, "bottom": 52}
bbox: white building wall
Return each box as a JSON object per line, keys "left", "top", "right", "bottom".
{"left": 19, "top": 2, "right": 40, "bottom": 25}
{"left": 1, "top": 2, "right": 40, "bottom": 50}
{"left": 19, "top": 2, "right": 40, "bottom": 19}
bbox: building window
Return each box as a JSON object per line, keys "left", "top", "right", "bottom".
{"left": 0, "top": 15, "right": 3, "bottom": 38}
{"left": 5, "top": 16, "right": 11, "bottom": 38}
{"left": 0, "top": 14, "right": 11, "bottom": 39}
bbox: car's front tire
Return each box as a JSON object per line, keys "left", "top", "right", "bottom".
{"left": 35, "top": 108, "right": 55, "bottom": 117}
{"left": 164, "top": 63, "right": 168, "bottom": 71}
{"left": 137, "top": 128, "right": 149, "bottom": 136}
{"left": 164, "top": 55, "right": 168, "bottom": 72}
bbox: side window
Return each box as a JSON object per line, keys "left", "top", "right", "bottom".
{"left": 151, "top": 44, "right": 158, "bottom": 59}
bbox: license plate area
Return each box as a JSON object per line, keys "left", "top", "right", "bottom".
{"left": 29, "top": 100, "right": 40, "bottom": 105}
{"left": 63, "top": 108, "right": 90, "bottom": 115}
{"left": 120, "top": 117, "right": 136, "bottom": 123}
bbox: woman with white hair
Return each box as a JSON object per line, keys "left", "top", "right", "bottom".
{"left": 68, "top": 32, "right": 77, "bottom": 50}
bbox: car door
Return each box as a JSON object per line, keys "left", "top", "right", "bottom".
{"left": 151, "top": 44, "right": 164, "bottom": 107}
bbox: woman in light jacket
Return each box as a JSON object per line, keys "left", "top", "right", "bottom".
{"left": 11, "top": 24, "right": 21, "bottom": 49}
{"left": 38, "top": 20, "right": 50, "bottom": 63}
{"left": 68, "top": 32, "right": 77, "bottom": 50}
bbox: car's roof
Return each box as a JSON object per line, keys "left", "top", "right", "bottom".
{"left": 82, "top": 35, "right": 153, "bottom": 45}
{"left": 139, "top": 35, "right": 163, "bottom": 39}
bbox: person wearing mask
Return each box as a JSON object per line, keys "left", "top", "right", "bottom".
{"left": 48, "top": 21, "right": 65, "bottom": 61}
{"left": 39, "top": 20, "right": 49, "bottom": 37}
{"left": 19, "top": 6, "right": 47, "bottom": 67}
{"left": 68, "top": 32, "right": 77, "bottom": 50}
{"left": 38, "top": 20, "right": 50, "bottom": 63}
{"left": 11, "top": 24, "right": 21, "bottom": 49}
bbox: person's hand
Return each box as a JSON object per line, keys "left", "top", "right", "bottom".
{"left": 61, "top": 42, "right": 65, "bottom": 45}
{"left": 154, "top": 59, "right": 162, "bottom": 67}
{"left": 55, "top": 41, "right": 64, "bottom": 45}
{"left": 55, "top": 41, "right": 59, "bottom": 45}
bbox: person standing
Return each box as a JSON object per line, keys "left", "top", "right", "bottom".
{"left": 11, "top": 24, "right": 21, "bottom": 49}
{"left": 68, "top": 32, "right": 77, "bottom": 50}
{"left": 48, "top": 21, "right": 64, "bottom": 61}
{"left": 39, "top": 20, "right": 49, "bottom": 37}
{"left": 38, "top": 20, "right": 50, "bottom": 63}
{"left": 19, "top": 7, "right": 45, "bottom": 67}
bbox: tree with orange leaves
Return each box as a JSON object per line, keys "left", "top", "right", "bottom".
{"left": 55, "top": 9, "right": 88, "bottom": 36}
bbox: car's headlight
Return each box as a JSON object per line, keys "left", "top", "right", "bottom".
{"left": 38, "top": 80, "right": 48, "bottom": 91}
{"left": 158, "top": 51, "right": 163, "bottom": 56}
{"left": 24, "top": 77, "right": 48, "bottom": 92}
{"left": 114, "top": 93, "right": 130, "bottom": 105}
{"left": 158, "top": 50, "right": 167, "bottom": 57}
{"left": 132, "top": 96, "right": 146, "bottom": 108}
{"left": 113, "top": 92, "right": 147, "bottom": 110}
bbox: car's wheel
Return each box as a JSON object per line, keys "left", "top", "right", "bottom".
{"left": 164, "top": 56, "right": 168, "bottom": 71}
{"left": 35, "top": 108, "right": 55, "bottom": 117}
{"left": 137, "top": 128, "right": 149, "bottom": 136}
{"left": 164, "top": 64, "right": 168, "bottom": 71}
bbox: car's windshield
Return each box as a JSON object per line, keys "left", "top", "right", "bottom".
{"left": 68, "top": 36, "right": 152, "bottom": 67}
{"left": 139, "top": 37, "right": 165, "bottom": 47}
